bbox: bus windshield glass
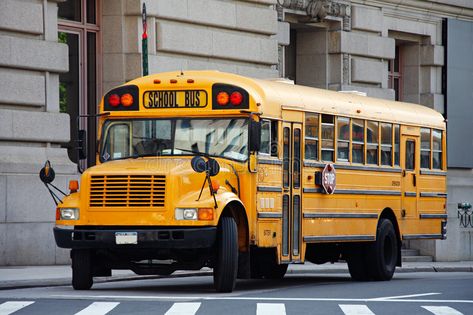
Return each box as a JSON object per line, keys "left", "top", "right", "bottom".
{"left": 100, "top": 118, "right": 249, "bottom": 162}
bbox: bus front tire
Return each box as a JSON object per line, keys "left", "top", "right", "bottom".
{"left": 71, "top": 249, "right": 93, "bottom": 290}
{"left": 213, "top": 216, "right": 238, "bottom": 292}
{"left": 347, "top": 244, "right": 370, "bottom": 281}
{"left": 367, "top": 218, "right": 398, "bottom": 281}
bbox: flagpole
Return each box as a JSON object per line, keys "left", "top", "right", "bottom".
{"left": 142, "top": 3, "right": 149, "bottom": 76}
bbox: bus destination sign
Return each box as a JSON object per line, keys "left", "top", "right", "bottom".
{"left": 143, "top": 90, "right": 208, "bottom": 108}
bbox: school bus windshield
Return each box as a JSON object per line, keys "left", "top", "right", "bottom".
{"left": 100, "top": 118, "right": 249, "bottom": 162}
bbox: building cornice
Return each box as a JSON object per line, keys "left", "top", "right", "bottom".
{"left": 351, "top": 0, "right": 473, "bottom": 20}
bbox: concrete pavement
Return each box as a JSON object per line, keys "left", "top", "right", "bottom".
{"left": 1, "top": 261, "right": 472, "bottom": 290}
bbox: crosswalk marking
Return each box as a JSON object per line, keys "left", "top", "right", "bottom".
{"left": 256, "top": 303, "right": 286, "bottom": 315}
{"left": 74, "top": 302, "right": 120, "bottom": 315}
{"left": 422, "top": 306, "right": 464, "bottom": 315}
{"left": 0, "top": 301, "right": 34, "bottom": 315}
{"left": 339, "top": 304, "right": 375, "bottom": 315}
{"left": 164, "top": 302, "right": 201, "bottom": 315}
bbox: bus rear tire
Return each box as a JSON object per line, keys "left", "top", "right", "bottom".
{"left": 213, "top": 216, "right": 238, "bottom": 292}
{"left": 71, "top": 249, "right": 93, "bottom": 290}
{"left": 367, "top": 218, "right": 398, "bottom": 281}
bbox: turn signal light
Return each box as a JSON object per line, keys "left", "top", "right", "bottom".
{"left": 211, "top": 179, "right": 220, "bottom": 193}
{"left": 216, "top": 92, "right": 229, "bottom": 106}
{"left": 108, "top": 94, "right": 120, "bottom": 107}
{"left": 230, "top": 91, "right": 243, "bottom": 106}
{"left": 120, "top": 93, "right": 134, "bottom": 107}
{"left": 198, "top": 208, "right": 214, "bottom": 221}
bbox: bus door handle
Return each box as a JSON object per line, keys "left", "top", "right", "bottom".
{"left": 412, "top": 174, "right": 417, "bottom": 187}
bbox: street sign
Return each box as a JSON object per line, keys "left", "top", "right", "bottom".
{"left": 322, "top": 163, "right": 336, "bottom": 194}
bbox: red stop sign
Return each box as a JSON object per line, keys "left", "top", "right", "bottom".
{"left": 322, "top": 163, "right": 336, "bottom": 194}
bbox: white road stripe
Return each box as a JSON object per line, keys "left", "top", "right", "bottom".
{"left": 257, "top": 303, "right": 286, "bottom": 315}
{"left": 0, "top": 301, "right": 34, "bottom": 315}
{"left": 165, "top": 302, "right": 201, "bottom": 315}
{"left": 422, "top": 306, "right": 464, "bottom": 315}
{"left": 74, "top": 302, "right": 120, "bottom": 315}
{"left": 339, "top": 304, "right": 375, "bottom": 315}
{"left": 52, "top": 295, "right": 473, "bottom": 304}
{"left": 371, "top": 293, "right": 441, "bottom": 300}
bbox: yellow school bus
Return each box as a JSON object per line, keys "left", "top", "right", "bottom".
{"left": 49, "top": 70, "right": 447, "bottom": 292}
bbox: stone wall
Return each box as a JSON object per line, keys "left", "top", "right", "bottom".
{"left": 102, "top": 0, "right": 282, "bottom": 93}
{"left": 0, "top": 0, "right": 76, "bottom": 265}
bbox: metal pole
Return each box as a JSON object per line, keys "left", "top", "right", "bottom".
{"left": 142, "top": 3, "right": 148, "bottom": 76}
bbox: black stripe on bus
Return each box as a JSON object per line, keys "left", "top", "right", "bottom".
{"left": 303, "top": 187, "right": 324, "bottom": 193}
{"left": 258, "top": 212, "right": 283, "bottom": 219}
{"left": 303, "top": 213, "right": 378, "bottom": 219}
{"left": 258, "top": 158, "right": 283, "bottom": 165}
{"left": 419, "top": 213, "right": 448, "bottom": 219}
{"left": 303, "top": 161, "right": 403, "bottom": 173}
{"left": 335, "top": 189, "right": 401, "bottom": 196}
{"left": 420, "top": 169, "right": 447, "bottom": 176}
{"left": 405, "top": 192, "right": 417, "bottom": 197}
{"left": 420, "top": 192, "right": 448, "bottom": 198}
{"left": 403, "top": 234, "right": 443, "bottom": 240}
{"left": 257, "top": 186, "right": 283, "bottom": 192}
{"left": 304, "top": 235, "right": 375, "bottom": 242}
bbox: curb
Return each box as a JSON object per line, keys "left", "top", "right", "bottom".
{"left": 1, "top": 266, "right": 472, "bottom": 290}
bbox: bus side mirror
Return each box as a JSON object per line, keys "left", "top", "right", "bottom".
{"left": 249, "top": 120, "right": 261, "bottom": 152}
{"left": 78, "top": 129, "right": 87, "bottom": 160}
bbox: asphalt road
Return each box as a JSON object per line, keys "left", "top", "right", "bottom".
{"left": 0, "top": 272, "right": 472, "bottom": 314}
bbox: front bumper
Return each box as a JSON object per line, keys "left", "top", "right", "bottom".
{"left": 54, "top": 226, "right": 217, "bottom": 249}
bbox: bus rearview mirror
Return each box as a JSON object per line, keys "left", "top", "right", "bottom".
{"left": 249, "top": 120, "right": 261, "bottom": 152}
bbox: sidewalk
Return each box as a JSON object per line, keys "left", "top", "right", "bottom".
{"left": 0, "top": 261, "right": 472, "bottom": 290}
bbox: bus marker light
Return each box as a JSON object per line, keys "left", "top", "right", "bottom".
{"left": 56, "top": 208, "right": 60, "bottom": 220}
{"left": 108, "top": 94, "right": 120, "bottom": 107}
{"left": 170, "top": 79, "right": 178, "bottom": 84}
{"left": 153, "top": 79, "right": 161, "bottom": 84}
{"left": 198, "top": 208, "right": 214, "bottom": 220}
{"left": 69, "top": 180, "right": 79, "bottom": 193}
{"left": 216, "top": 92, "right": 229, "bottom": 105}
{"left": 121, "top": 93, "right": 134, "bottom": 107}
{"left": 187, "top": 79, "right": 194, "bottom": 83}
{"left": 230, "top": 91, "right": 243, "bottom": 105}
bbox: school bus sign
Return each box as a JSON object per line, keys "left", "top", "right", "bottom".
{"left": 322, "top": 163, "right": 336, "bottom": 194}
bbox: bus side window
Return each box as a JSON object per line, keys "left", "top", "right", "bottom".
{"left": 260, "top": 120, "right": 279, "bottom": 157}
{"left": 304, "top": 113, "right": 319, "bottom": 160}
{"left": 271, "top": 120, "right": 279, "bottom": 157}
{"left": 321, "top": 114, "right": 334, "bottom": 161}
{"left": 260, "top": 120, "right": 271, "bottom": 155}
{"left": 352, "top": 119, "right": 364, "bottom": 164}
{"left": 420, "top": 128, "right": 431, "bottom": 169}
{"left": 432, "top": 129, "right": 443, "bottom": 169}
{"left": 367, "top": 121, "right": 379, "bottom": 165}
{"left": 406, "top": 140, "right": 415, "bottom": 170}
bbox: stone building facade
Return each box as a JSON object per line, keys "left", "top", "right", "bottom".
{"left": 0, "top": 0, "right": 472, "bottom": 265}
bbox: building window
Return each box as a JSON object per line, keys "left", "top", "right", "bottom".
{"left": 388, "top": 46, "right": 402, "bottom": 101}
{"left": 58, "top": 0, "right": 100, "bottom": 168}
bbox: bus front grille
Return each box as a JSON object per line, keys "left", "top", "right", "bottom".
{"left": 89, "top": 175, "right": 166, "bottom": 207}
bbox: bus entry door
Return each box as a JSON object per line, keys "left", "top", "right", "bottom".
{"left": 401, "top": 134, "right": 419, "bottom": 219}
{"left": 281, "top": 122, "right": 302, "bottom": 262}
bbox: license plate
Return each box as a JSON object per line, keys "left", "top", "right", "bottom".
{"left": 115, "top": 232, "right": 138, "bottom": 245}
{"left": 143, "top": 90, "right": 208, "bottom": 108}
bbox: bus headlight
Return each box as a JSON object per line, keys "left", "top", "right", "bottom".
{"left": 175, "top": 208, "right": 198, "bottom": 220}
{"left": 58, "top": 208, "right": 79, "bottom": 220}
